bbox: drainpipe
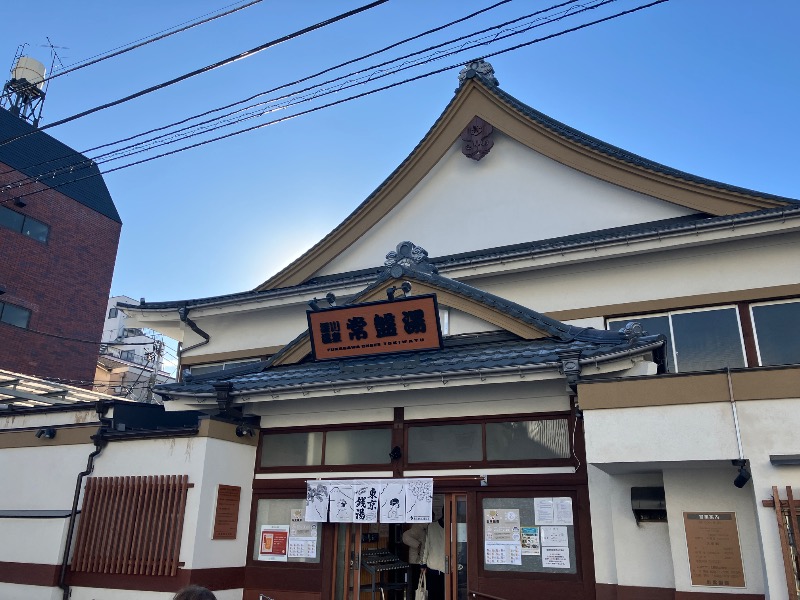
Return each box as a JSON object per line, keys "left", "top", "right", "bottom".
{"left": 177, "top": 304, "right": 210, "bottom": 380}
{"left": 59, "top": 401, "right": 111, "bottom": 600}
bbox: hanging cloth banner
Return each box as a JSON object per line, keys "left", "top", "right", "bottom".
{"left": 305, "top": 478, "right": 433, "bottom": 524}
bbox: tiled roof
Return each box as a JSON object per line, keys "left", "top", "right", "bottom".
{"left": 128, "top": 204, "right": 800, "bottom": 312}
{"left": 155, "top": 330, "right": 664, "bottom": 398}
{"left": 471, "top": 72, "right": 797, "bottom": 202}
{"left": 0, "top": 107, "right": 121, "bottom": 223}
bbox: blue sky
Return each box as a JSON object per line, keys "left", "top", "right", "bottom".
{"left": 2, "top": 0, "right": 797, "bottom": 303}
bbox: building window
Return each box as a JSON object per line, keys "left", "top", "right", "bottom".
{"left": 750, "top": 299, "right": 800, "bottom": 366}
{"left": 0, "top": 205, "right": 49, "bottom": 243}
{"left": 251, "top": 499, "right": 321, "bottom": 563}
{"left": 608, "top": 306, "right": 746, "bottom": 373}
{"left": 258, "top": 427, "right": 392, "bottom": 470}
{"left": 108, "top": 307, "right": 118, "bottom": 318}
{"left": 119, "top": 349, "right": 135, "bottom": 362}
{"left": 0, "top": 301, "right": 31, "bottom": 329}
{"left": 407, "top": 415, "right": 572, "bottom": 467}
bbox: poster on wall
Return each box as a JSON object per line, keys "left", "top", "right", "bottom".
{"left": 287, "top": 508, "right": 318, "bottom": 559}
{"left": 258, "top": 525, "right": 289, "bottom": 562}
{"left": 329, "top": 485, "right": 355, "bottom": 523}
{"left": 483, "top": 509, "right": 522, "bottom": 565}
{"left": 379, "top": 481, "right": 406, "bottom": 523}
{"left": 684, "top": 512, "right": 746, "bottom": 587}
{"left": 553, "top": 497, "right": 574, "bottom": 525}
{"left": 405, "top": 479, "right": 433, "bottom": 522}
{"left": 353, "top": 484, "right": 379, "bottom": 523}
{"left": 534, "top": 498, "right": 554, "bottom": 525}
{"left": 305, "top": 482, "right": 329, "bottom": 522}
{"left": 521, "top": 527, "right": 541, "bottom": 556}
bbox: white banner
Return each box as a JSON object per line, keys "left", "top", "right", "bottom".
{"left": 304, "top": 478, "right": 432, "bottom": 523}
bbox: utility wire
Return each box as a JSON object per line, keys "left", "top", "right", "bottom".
{"left": 42, "top": 0, "right": 265, "bottom": 83}
{"left": 1, "top": 0, "right": 594, "bottom": 190}
{"left": 0, "top": 0, "right": 519, "bottom": 178}
{"left": 3, "top": 0, "right": 668, "bottom": 202}
{"left": 0, "top": 0, "right": 388, "bottom": 146}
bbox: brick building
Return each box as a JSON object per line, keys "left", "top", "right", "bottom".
{"left": 0, "top": 106, "right": 121, "bottom": 384}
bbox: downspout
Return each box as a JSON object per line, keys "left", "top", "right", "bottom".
{"left": 178, "top": 304, "right": 211, "bottom": 378}
{"left": 59, "top": 401, "right": 111, "bottom": 600}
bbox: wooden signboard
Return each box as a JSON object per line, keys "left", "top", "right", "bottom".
{"left": 212, "top": 485, "right": 241, "bottom": 540}
{"left": 684, "top": 512, "right": 745, "bottom": 587}
{"left": 307, "top": 294, "right": 443, "bottom": 361}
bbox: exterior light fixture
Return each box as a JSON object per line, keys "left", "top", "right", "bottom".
{"left": 325, "top": 293, "right": 336, "bottom": 307}
{"left": 235, "top": 425, "right": 254, "bottom": 438}
{"left": 35, "top": 427, "right": 56, "bottom": 439}
{"left": 389, "top": 446, "right": 402, "bottom": 461}
{"left": 732, "top": 459, "right": 751, "bottom": 488}
{"left": 308, "top": 298, "right": 320, "bottom": 311}
{"left": 13, "top": 198, "right": 26, "bottom": 208}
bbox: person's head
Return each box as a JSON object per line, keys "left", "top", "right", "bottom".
{"left": 174, "top": 585, "right": 217, "bottom": 600}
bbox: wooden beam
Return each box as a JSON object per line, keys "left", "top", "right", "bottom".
{"left": 772, "top": 486, "right": 799, "bottom": 600}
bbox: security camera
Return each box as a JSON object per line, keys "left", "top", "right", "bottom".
{"left": 235, "top": 425, "right": 254, "bottom": 438}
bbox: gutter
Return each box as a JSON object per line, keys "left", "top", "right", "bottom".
{"left": 177, "top": 304, "right": 211, "bottom": 368}
{"left": 59, "top": 401, "right": 111, "bottom": 600}
{"left": 162, "top": 340, "right": 664, "bottom": 401}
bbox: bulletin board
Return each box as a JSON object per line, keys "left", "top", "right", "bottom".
{"left": 482, "top": 497, "right": 577, "bottom": 574}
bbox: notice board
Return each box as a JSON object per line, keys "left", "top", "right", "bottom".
{"left": 684, "top": 512, "right": 745, "bottom": 587}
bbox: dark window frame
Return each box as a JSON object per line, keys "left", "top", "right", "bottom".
{"left": 0, "top": 301, "right": 32, "bottom": 329}
{"left": 256, "top": 422, "right": 394, "bottom": 473}
{"left": 108, "top": 307, "right": 118, "bottom": 319}
{"left": 403, "top": 411, "right": 575, "bottom": 470}
{"left": 749, "top": 298, "right": 800, "bottom": 367}
{"left": 0, "top": 205, "right": 49, "bottom": 243}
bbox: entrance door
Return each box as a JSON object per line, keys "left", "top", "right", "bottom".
{"left": 444, "top": 493, "right": 469, "bottom": 600}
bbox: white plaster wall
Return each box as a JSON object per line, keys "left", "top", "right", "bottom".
{"left": 446, "top": 307, "right": 499, "bottom": 335}
{"left": 251, "top": 379, "right": 570, "bottom": 427}
{"left": 736, "top": 397, "right": 800, "bottom": 600}
{"left": 467, "top": 231, "right": 800, "bottom": 316}
{"left": 0, "top": 518, "right": 69, "bottom": 563}
{"left": 0, "top": 445, "right": 94, "bottom": 508}
{"left": 0, "top": 583, "right": 61, "bottom": 600}
{"left": 589, "top": 468, "right": 675, "bottom": 589}
{"left": 186, "top": 438, "right": 256, "bottom": 570}
{"left": 1, "top": 408, "right": 98, "bottom": 430}
{"left": 317, "top": 133, "right": 694, "bottom": 276}
{"left": 662, "top": 468, "right": 764, "bottom": 596}
{"left": 584, "top": 403, "right": 740, "bottom": 465}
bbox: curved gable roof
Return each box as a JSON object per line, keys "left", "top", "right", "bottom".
{"left": 257, "top": 74, "right": 795, "bottom": 291}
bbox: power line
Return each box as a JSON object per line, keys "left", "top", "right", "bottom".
{"left": 0, "top": 0, "right": 519, "bottom": 180}
{"left": 1, "top": 0, "right": 596, "bottom": 191}
{"left": 42, "top": 0, "right": 265, "bottom": 83}
{"left": 0, "top": 0, "right": 389, "bottom": 147}
{"left": 2, "top": 0, "right": 669, "bottom": 202}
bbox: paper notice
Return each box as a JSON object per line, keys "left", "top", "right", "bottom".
{"left": 542, "top": 545, "right": 570, "bottom": 569}
{"left": 540, "top": 526, "right": 569, "bottom": 547}
{"left": 484, "top": 541, "right": 522, "bottom": 565}
{"left": 534, "top": 497, "right": 554, "bottom": 525}
{"left": 553, "top": 497, "right": 574, "bottom": 525}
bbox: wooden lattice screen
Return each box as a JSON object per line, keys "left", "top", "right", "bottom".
{"left": 763, "top": 486, "right": 800, "bottom": 600}
{"left": 72, "top": 475, "right": 192, "bottom": 576}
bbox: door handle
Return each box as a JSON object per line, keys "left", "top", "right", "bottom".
{"left": 445, "top": 555, "right": 450, "bottom": 574}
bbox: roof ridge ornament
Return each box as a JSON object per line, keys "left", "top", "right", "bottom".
{"left": 457, "top": 59, "right": 499, "bottom": 87}
{"left": 384, "top": 241, "right": 438, "bottom": 277}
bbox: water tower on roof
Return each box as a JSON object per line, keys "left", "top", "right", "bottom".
{"left": 1, "top": 49, "right": 47, "bottom": 127}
